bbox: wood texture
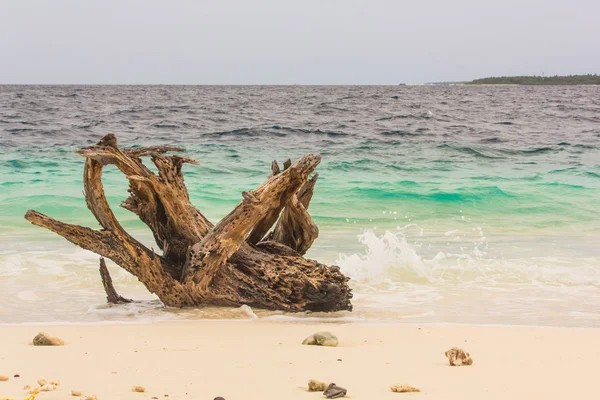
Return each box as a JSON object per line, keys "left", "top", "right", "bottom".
{"left": 99, "top": 257, "right": 133, "bottom": 304}
{"left": 24, "top": 134, "right": 352, "bottom": 312}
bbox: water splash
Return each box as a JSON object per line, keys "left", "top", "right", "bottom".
{"left": 337, "top": 229, "right": 600, "bottom": 287}
{"left": 337, "top": 230, "right": 429, "bottom": 283}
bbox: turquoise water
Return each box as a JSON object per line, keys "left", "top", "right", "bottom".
{"left": 1, "top": 85, "right": 599, "bottom": 326}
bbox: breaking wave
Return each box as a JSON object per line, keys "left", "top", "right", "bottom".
{"left": 337, "top": 229, "right": 600, "bottom": 287}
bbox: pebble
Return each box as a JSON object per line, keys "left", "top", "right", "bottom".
{"left": 33, "top": 332, "right": 64, "bottom": 346}
{"left": 38, "top": 379, "right": 48, "bottom": 386}
{"left": 301, "top": 331, "right": 339, "bottom": 347}
{"left": 323, "top": 383, "right": 347, "bottom": 399}
{"left": 72, "top": 390, "right": 83, "bottom": 396}
{"left": 84, "top": 395, "right": 98, "bottom": 400}
{"left": 0, "top": 375, "right": 9, "bottom": 381}
{"left": 132, "top": 386, "right": 146, "bottom": 393}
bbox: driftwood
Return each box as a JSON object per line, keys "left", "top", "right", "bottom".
{"left": 99, "top": 257, "right": 133, "bottom": 304}
{"left": 25, "top": 134, "right": 352, "bottom": 312}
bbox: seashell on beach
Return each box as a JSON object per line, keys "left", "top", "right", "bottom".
{"left": 445, "top": 347, "right": 473, "bottom": 366}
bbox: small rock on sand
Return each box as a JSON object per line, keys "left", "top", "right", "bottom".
{"left": 302, "top": 331, "right": 338, "bottom": 347}
{"left": 391, "top": 385, "right": 420, "bottom": 393}
{"left": 38, "top": 379, "right": 48, "bottom": 386}
{"left": 323, "top": 383, "right": 347, "bottom": 399}
{"left": 33, "top": 332, "right": 64, "bottom": 346}
{"left": 308, "top": 379, "right": 327, "bottom": 392}
{"left": 132, "top": 386, "right": 146, "bottom": 392}
{"left": 0, "top": 375, "right": 9, "bottom": 381}
{"left": 84, "top": 395, "right": 98, "bottom": 400}
{"left": 72, "top": 390, "right": 83, "bottom": 396}
{"left": 214, "top": 397, "right": 225, "bottom": 400}
{"left": 445, "top": 347, "right": 473, "bottom": 366}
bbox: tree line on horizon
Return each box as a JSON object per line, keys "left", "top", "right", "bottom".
{"left": 468, "top": 74, "right": 600, "bottom": 85}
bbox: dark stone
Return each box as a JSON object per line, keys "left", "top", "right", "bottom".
{"left": 324, "top": 383, "right": 347, "bottom": 399}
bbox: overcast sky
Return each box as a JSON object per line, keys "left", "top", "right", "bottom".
{"left": 1, "top": 0, "right": 598, "bottom": 84}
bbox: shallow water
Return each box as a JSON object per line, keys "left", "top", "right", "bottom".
{"left": 1, "top": 85, "right": 599, "bottom": 326}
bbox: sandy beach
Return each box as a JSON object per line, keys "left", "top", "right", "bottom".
{"left": 1, "top": 321, "right": 598, "bottom": 400}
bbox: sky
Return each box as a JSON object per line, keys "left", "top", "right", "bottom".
{"left": 1, "top": 0, "right": 599, "bottom": 84}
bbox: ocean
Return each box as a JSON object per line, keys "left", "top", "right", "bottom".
{"left": 1, "top": 85, "right": 599, "bottom": 326}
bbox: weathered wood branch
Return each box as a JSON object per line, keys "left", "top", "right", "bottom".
{"left": 78, "top": 134, "right": 212, "bottom": 269}
{"left": 99, "top": 258, "right": 133, "bottom": 304}
{"left": 25, "top": 210, "right": 194, "bottom": 306}
{"left": 270, "top": 194, "right": 319, "bottom": 255}
{"left": 247, "top": 161, "right": 317, "bottom": 246}
{"left": 185, "top": 154, "right": 321, "bottom": 290}
{"left": 270, "top": 174, "right": 319, "bottom": 254}
{"left": 25, "top": 210, "right": 122, "bottom": 259}
{"left": 124, "top": 145, "right": 185, "bottom": 157}
{"left": 24, "top": 134, "right": 352, "bottom": 312}
{"left": 245, "top": 159, "right": 285, "bottom": 246}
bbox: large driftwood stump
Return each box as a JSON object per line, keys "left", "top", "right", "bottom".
{"left": 25, "top": 134, "right": 352, "bottom": 312}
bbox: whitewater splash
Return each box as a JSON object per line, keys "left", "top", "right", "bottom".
{"left": 336, "top": 228, "right": 600, "bottom": 288}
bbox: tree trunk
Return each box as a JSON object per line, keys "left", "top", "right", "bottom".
{"left": 25, "top": 134, "right": 352, "bottom": 312}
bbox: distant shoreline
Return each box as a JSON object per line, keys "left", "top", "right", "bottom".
{"left": 466, "top": 74, "right": 600, "bottom": 85}
{"left": 460, "top": 83, "right": 600, "bottom": 86}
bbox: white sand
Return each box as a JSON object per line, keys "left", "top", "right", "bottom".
{"left": 0, "top": 321, "right": 598, "bottom": 399}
